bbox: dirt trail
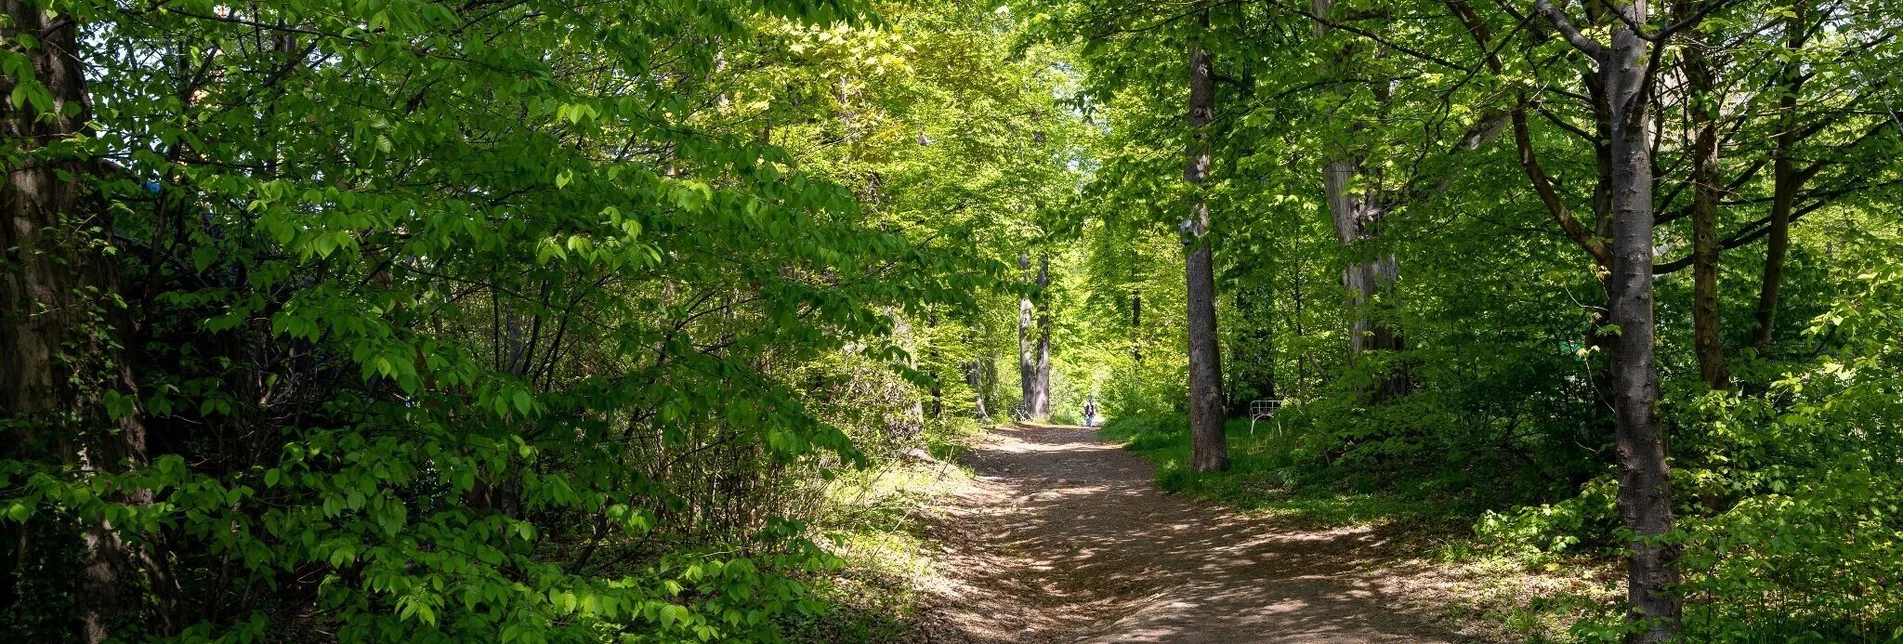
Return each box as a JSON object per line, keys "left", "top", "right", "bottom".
{"left": 915, "top": 423, "right": 1463, "bottom": 644}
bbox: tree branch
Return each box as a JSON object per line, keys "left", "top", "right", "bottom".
{"left": 1533, "top": 0, "right": 1607, "bottom": 58}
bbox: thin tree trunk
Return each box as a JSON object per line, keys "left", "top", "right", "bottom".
{"left": 1752, "top": 1, "right": 1809, "bottom": 351}
{"left": 1033, "top": 255, "right": 1052, "bottom": 418}
{"left": 1534, "top": 2, "right": 1682, "bottom": 640}
{"left": 928, "top": 310, "right": 942, "bottom": 417}
{"left": 1229, "top": 285, "right": 1277, "bottom": 416}
{"left": 1291, "top": 256, "right": 1307, "bottom": 401}
{"left": 1684, "top": 19, "right": 1731, "bottom": 389}
{"left": 982, "top": 356, "right": 997, "bottom": 415}
{"left": 1184, "top": 15, "right": 1227, "bottom": 472}
{"left": 1130, "top": 289, "right": 1142, "bottom": 365}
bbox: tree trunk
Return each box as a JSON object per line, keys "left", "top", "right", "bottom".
{"left": 1228, "top": 285, "right": 1277, "bottom": 417}
{"left": 1752, "top": 1, "right": 1808, "bottom": 352}
{"left": 1018, "top": 252, "right": 1037, "bottom": 417}
{"left": 1130, "top": 289, "right": 1142, "bottom": 365}
{"left": 1018, "top": 253, "right": 1050, "bottom": 419}
{"left": 1534, "top": 2, "right": 1682, "bottom": 640}
{"left": 2, "top": 4, "right": 169, "bottom": 639}
{"left": 1684, "top": 22, "right": 1731, "bottom": 390}
{"left": 1315, "top": 0, "right": 1407, "bottom": 401}
{"left": 1034, "top": 255, "right": 1052, "bottom": 418}
{"left": 1324, "top": 162, "right": 1409, "bottom": 399}
{"left": 927, "top": 310, "right": 942, "bottom": 417}
{"left": 1184, "top": 17, "right": 1227, "bottom": 472}
{"left": 965, "top": 358, "right": 990, "bottom": 420}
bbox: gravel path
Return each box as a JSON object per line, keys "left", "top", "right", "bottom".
{"left": 914, "top": 423, "right": 1464, "bottom": 643}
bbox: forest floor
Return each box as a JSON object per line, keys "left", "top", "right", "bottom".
{"left": 899, "top": 423, "right": 1490, "bottom": 643}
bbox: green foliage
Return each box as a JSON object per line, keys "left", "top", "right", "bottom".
{"left": 1, "top": 0, "right": 1079, "bottom": 641}
{"left": 1097, "top": 414, "right": 1453, "bottom": 527}
{"left": 1040, "top": 0, "right": 1903, "bottom": 637}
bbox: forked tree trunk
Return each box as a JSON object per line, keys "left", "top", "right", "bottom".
{"left": 1184, "top": 16, "right": 1227, "bottom": 472}
{"left": 1535, "top": 1, "right": 1683, "bottom": 640}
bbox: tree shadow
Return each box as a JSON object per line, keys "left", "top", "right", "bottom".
{"left": 917, "top": 423, "right": 1470, "bottom": 644}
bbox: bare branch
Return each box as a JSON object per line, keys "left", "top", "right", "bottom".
{"left": 1533, "top": 0, "right": 1607, "bottom": 57}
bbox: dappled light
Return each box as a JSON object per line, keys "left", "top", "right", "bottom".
{"left": 919, "top": 424, "right": 1458, "bottom": 643}
{"left": 4, "top": 0, "right": 1899, "bottom": 639}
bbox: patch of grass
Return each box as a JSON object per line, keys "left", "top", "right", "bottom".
{"left": 788, "top": 451, "right": 969, "bottom": 643}
{"left": 1098, "top": 414, "right": 1461, "bottom": 527}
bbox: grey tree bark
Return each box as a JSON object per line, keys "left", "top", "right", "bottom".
{"left": 1314, "top": 0, "right": 1408, "bottom": 401}
{"left": 1034, "top": 255, "right": 1052, "bottom": 419}
{"left": 1019, "top": 253, "right": 1035, "bottom": 415}
{"left": 1323, "top": 162, "right": 1404, "bottom": 358}
{"left": 965, "top": 358, "right": 990, "bottom": 420}
{"left": 1018, "top": 253, "right": 1050, "bottom": 419}
{"left": 1534, "top": 1, "right": 1682, "bottom": 640}
{"left": 1184, "top": 15, "right": 1227, "bottom": 472}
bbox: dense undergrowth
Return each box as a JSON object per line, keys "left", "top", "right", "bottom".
{"left": 1101, "top": 338, "right": 1903, "bottom": 644}
{"left": 0, "top": 0, "right": 1076, "bottom": 641}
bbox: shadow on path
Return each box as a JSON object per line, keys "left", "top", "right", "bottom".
{"left": 918, "top": 424, "right": 1463, "bottom": 644}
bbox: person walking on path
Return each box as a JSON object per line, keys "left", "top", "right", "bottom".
{"left": 1082, "top": 395, "right": 1098, "bottom": 428}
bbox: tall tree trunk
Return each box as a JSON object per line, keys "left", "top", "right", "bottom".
{"left": 1018, "top": 253, "right": 1050, "bottom": 419}
{"left": 894, "top": 311, "right": 926, "bottom": 435}
{"left": 1324, "top": 162, "right": 1405, "bottom": 353}
{"left": 964, "top": 323, "right": 989, "bottom": 421}
{"left": 1033, "top": 255, "right": 1052, "bottom": 418}
{"left": 1130, "top": 289, "right": 1142, "bottom": 365}
{"left": 1315, "top": 0, "right": 1407, "bottom": 401}
{"left": 1535, "top": 2, "right": 1682, "bottom": 640}
{"left": 927, "top": 310, "right": 942, "bottom": 417}
{"left": 1018, "top": 252, "right": 1037, "bottom": 417}
{"left": 1228, "top": 285, "right": 1277, "bottom": 417}
{"left": 965, "top": 358, "right": 989, "bottom": 420}
{"left": 1184, "top": 15, "right": 1227, "bottom": 472}
{"left": 2, "top": 4, "right": 171, "bottom": 640}
{"left": 1752, "top": 1, "right": 1808, "bottom": 352}
{"left": 982, "top": 356, "right": 997, "bottom": 415}
{"left": 1684, "top": 17, "right": 1731, "bottom": 390}
{"left": 1291, "top": 256, "right": 1308, "bottom": 401}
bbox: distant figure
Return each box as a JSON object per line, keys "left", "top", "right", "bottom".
{"left": 1082, "top": 395, "right": 1097, "bottom": 428}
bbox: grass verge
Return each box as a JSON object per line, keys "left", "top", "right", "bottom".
{"left": 782, "top": 421, "right": 983, "bottom": 643}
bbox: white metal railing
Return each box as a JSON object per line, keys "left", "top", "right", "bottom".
{"left": 1011, "top": 403, "right": 1033, "bottom": 422}
{"left": 1249, "top": 399, "right": 1282, "bottom": 437}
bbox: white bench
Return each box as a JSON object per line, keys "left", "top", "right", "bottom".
{"left": 1249, "top": 399, "right": 1282, "bottom": 437}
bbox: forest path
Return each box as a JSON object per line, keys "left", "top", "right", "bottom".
{"left": 915, "top": 423, "right": 1464, "bottom": 643}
